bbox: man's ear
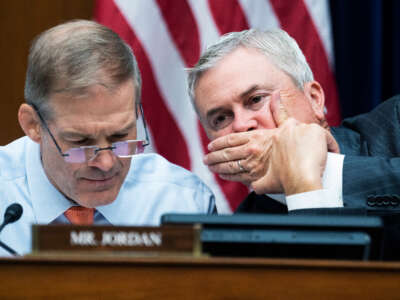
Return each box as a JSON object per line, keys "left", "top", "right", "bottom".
{"left": 18, "top": 103, "right": 42, "bottom": 143}
{"left": 304, "top": 81, "right": 325, "bottom": 122}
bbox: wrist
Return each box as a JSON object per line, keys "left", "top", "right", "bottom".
{"left": 283, "top": 175, "right": 322, "bottom": 196}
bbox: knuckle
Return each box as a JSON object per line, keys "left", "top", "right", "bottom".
{"left": 251, "top": 130, "right": 262, "bottom": 139}
{"left": 271, "top": 131, "right": 280, "bottom": 143}
{"left": 222, "top": 150, "right": 230, "bottom": 161}
{"left": 225, "top": 147, "right": 235, "bottom": 157}
{"left": 247, "top": 144, "right": 260, "bottom": 155}
{"left": 226, "top": 134, "right": 236, "bottom": 147}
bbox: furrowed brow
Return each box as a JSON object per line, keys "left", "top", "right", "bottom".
{"left": 59, "top": 131, "right": 90, "bottom": 140}
{"left": 240, "top": 85, "right": 261, "bottom": 99}
{"left": 111, "top": 121, "right": 136, "bottom": 135}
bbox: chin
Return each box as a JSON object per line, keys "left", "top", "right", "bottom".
{"left": 76, "top": 191, "right": 119, "bottom": 208}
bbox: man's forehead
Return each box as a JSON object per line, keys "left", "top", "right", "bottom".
{"left": 45, "top": 80, "right": 136, "bottom": 128}
{"left": 50, "top": 80, "right": 135, "bottom": 108}
{"left": 195, "top": 47, "right": 296, "bottom": 102}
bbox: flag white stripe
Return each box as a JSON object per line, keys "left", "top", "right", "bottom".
{"left": 303, "top": 0, "right": 335, "bottom": 67}
{"left": 238, "top": 0, "right": 280, "bottom": 29}
{"left": 187, "top": 0, "right": 221, "bottom": 52}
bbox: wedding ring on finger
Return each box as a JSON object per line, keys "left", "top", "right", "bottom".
{"left": 237, "top": 160, "right": 246, "bottom": 172}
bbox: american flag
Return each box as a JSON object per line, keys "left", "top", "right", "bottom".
{"left": 95, "top": 0, "right": 340, "bottom": 213}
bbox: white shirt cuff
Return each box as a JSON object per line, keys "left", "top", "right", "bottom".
{"left": 267, "top": 152, "right": 345, "bottom": 211}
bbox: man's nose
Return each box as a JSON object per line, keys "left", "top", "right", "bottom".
{"left": 232, "top": 112, "right": 258, "bottom": 132}
{"left": 88, "top": 149, "right": 116, "bottom": 172}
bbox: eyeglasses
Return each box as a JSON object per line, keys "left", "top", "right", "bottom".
{"left": 31, "top": 103, "right": 150, "bottom": 163}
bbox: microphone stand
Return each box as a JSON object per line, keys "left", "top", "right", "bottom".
{"left": 0, "top": 240, "right": 18, "bottom": 256}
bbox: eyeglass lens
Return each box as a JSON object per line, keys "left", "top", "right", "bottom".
{"left": 64, "top": 140, "right": 145, "bottom": 163}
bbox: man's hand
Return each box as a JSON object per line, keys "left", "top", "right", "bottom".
{"left": 203, "top": 90, "right": 340, "bottom": 195}
{"left": 251, "top": 119, "right": 339, "bottom": 195}
{"left": 203, "top": 91, "right": 285, "bottom": 185}
{"left": 204, "top": 129, "right": 275, "bottom": 186}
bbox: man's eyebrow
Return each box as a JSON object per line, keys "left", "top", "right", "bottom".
{"left": 240, "top": 85, "right": 261, "bottom": 99}
{"left": 59, "top": 131, "right": 89, "bottom": 140}
{"left": 59, "top": 121, "right": 137, "bottom": 139}
{"left": 111, "top": 121, "right": 136, "bottom": 135}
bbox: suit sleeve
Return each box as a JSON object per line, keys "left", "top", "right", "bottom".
{"left": 342, "top": 155, "right": 400, "bottom": 213}
{"left": 337, "top": 95, "right": 400, "bottom": 214}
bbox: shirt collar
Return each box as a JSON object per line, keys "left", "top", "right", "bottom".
{"left": 26, "top": 140, "right": 73, "bottom": 224}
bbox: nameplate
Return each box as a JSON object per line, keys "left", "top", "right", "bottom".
{"left": 32, "top": 224, "right": 201, "bottom": 256}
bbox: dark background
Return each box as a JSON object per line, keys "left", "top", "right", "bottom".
{"left": 0, "top": 0, "right": 398, "bottom": 144}
{"left": 330, "top": 0, "right": 400, "bottom": 118}
{"left": 0, "top": 1, "right": 93, "bottom": 144}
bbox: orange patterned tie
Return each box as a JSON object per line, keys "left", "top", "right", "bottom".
{"left": 64, "top": 206, "right": 95, "bottom": 225}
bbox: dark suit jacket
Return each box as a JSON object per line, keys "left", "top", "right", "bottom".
{"left": 236, "top": 95, "right": 400, "bottom": 215}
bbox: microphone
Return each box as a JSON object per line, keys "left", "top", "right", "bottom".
{"left": 0, "top": 203, "right": 23, "bottom": 256}
{"left": 0, "top": 203, "right": 23, "bottom": 233}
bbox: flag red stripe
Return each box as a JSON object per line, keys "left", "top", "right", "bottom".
{"left": 208, "top": 0, "right": 249, "bottom": 34}
{"left": 156, "top": 0, "right": 200, "bottom": 68}
{"left": 270, "top": 0, "right": 341, "bottom": 126}
{"left": 94, "top": 0, "right": 191, "bottom": 169}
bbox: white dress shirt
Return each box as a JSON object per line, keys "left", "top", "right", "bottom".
{"left": 0, "top": 137, "right": 215, "bottom": 256}
{"left": 268, "top": 152, "right": 345, "bottom": 211}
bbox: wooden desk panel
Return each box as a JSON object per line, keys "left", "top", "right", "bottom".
{"left": 1, "top": 256, "right": 400, "bottom": 299}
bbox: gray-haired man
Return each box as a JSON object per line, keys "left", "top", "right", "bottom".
{"left": 189, "top": 28, "right": 400, "bottom": 214}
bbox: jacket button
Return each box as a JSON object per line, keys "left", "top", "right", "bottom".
{"left": 367, "top": 196, "right": 376, "bottom": 207}
{"left": 375, "top": 197, "right": 384, "bottom": 206}
{"left": 391, "top": 195, "right": 400, "bottom": 206}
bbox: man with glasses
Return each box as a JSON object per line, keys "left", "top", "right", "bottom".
{"left": 0, "top": 20, "right": 215, "bottom": 256}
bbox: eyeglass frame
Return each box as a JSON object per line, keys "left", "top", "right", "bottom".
{"left": 30, "top": 102, "right": 150, "bottom": 163}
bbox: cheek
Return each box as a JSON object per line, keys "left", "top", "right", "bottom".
{"left": 200, "top": 118, "right": 226, "bottom": 141}
{"left": 121, "top": 159, "right": 131, "bottom": 174}
{"left": 254, "top": 107, "right": 276, "bottom": 129}
{"left": 49, "top": 158, "right": 78, "bottom": 187}
{"left": 42, "top": 145, "right": 80, "bottom": 197}
{"left": 207, "top": 127, "right": 232, "bottom": 141}
{"left": 287, "top": 100, "right": 315, "bottom": 123}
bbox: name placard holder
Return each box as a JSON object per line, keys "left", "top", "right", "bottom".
{"left": 31, "top": 224, "right": 202, "bottom": 257}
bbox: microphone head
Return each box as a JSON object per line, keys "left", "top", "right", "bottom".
{"left": 4, "top": 203, "right": 23, "bottom": 224}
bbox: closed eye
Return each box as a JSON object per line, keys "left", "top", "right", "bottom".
{"left": 65, "top": 139, "right": 92, "bottom": 147}
{"left": 110, "top": 133, "right": 129, "bottom": 141}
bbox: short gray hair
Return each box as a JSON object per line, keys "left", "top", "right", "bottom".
{"left": 187, "top": 28, "right": 314, "bottom": 105}
{"left": 24, "top": 19, "right": 141, "bottom": 119}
